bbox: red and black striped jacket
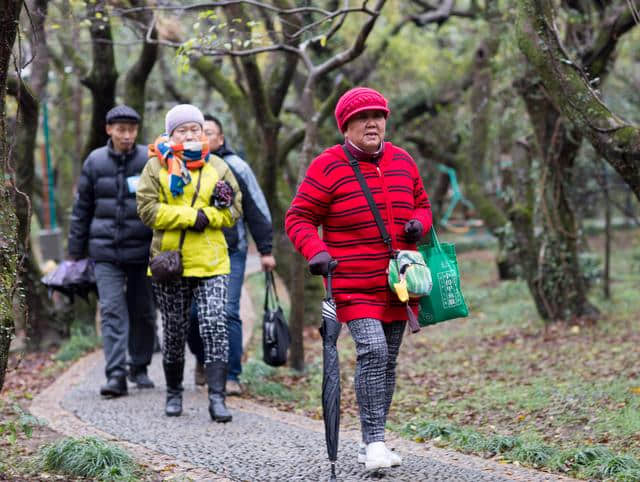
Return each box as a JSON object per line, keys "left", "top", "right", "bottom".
{"left": 285, "top": 143, "right": 432, "bottom": 323}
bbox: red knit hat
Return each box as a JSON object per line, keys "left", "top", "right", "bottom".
{"left": 334, "top": 87, "right": 390, "bottom": 132}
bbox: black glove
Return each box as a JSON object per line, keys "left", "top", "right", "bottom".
{"left": 308, "top": 251, "right": 333, "bottom": 276}
{"left": 404, "top": 219, "right": 423, "bottom": 243}
{"left": 212, "top": 180, "right": 234, "bottom": 208}
{"left": 191, "top": 209, "right": 210, "bottom": 232}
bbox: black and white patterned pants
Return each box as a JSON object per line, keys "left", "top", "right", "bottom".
{"left": 153, "top": 275, "right": 229, "bottom": 365}
{"left": 348, "top": 318, "right": 406, "bottom": 444}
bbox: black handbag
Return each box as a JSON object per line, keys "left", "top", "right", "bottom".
{"left": 262, "top": 271, "right": 291, "bottom": 367}
{"left": 149, "top": 170, "right": 202, "bottom": 282}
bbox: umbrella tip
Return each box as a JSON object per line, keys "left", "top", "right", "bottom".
{"left": 329, "top": 462, "right": 337, "bottom": 481}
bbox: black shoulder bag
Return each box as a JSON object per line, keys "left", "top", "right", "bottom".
{"left": 341, "top": 145, "right": 422, "bottom": 333}
{"left": 149, "top": 170, "right": 202, "bottom": 282}
{"left": 262, "top": 271, "right": 291, "bottom": 367}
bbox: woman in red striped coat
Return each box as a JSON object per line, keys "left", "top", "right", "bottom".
{"left": 285, "top": 87, "right": 432, "bottom": 470}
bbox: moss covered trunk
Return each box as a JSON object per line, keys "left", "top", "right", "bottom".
{"left": 516, "top": 0, "right": 640, "bottom": 201}
{"left": 0, "top": 0, "right": 23, "bottom": 392}
{"left": 517, "top": 76, "right": 598, "bottom": 321}
{"left": 81, "top": 0, "right": 117, "bottom": 159}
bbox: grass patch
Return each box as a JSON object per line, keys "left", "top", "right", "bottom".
{"left": 241, "top": 229, "right": 640, "bottom": 479}
{"left": 402, "top": 419, "right": 640, "bottom": 478}
{"left": 55, "top": 325, "right": 101, "bottom": 362}
{"left": 38, "top": 436, "right": 141, "bottom": 481}
{"left": 241, "top": 359, "right": 297, "bottom": 401}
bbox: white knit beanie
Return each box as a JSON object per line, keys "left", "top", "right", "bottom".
{"left": 165, "top": 104, "right": 205, "bottom": 135}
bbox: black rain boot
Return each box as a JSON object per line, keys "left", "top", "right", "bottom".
{"left": 128, "top": 365, "right": 155, "bottom": 389}
{"left": 205, "top": 361, "right": 232, "bottom": 423}
{"left": 100, "top": 375, "right": 127, "bottom": 397}
{"left": 163, "top": 362, "right": 184, "bottom": 417}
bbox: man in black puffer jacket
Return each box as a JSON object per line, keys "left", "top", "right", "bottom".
{"left": 68, "top": 105, "right": 155, "bottom": 397}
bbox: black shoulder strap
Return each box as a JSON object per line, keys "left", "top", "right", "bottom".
{"left": 341, "top": 145, "right": 393, "bottom": 254}
{"left": 264, "top": 271, "right": 280, "bottom": 311}
{"left": 178, "top": 169, "right": 203, "bottom": 251}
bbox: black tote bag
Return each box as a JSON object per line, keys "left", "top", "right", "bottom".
{"left": 262, "top": 271, "right": 291, "bottom": 367}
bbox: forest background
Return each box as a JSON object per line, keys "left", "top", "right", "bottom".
{"left": 1, "top": 0, "right": 640, "bottom": 479}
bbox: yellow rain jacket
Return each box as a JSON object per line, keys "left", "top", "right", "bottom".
{"left": 136, "top": 155, "right": 242, "bottom": 278}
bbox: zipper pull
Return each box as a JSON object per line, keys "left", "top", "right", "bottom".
{"left": 376, "top": 166, "right": 382, "bottom": 177}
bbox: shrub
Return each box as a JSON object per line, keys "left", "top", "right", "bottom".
{"left": 39, "top": 436, "right": 139, "bottom": 481}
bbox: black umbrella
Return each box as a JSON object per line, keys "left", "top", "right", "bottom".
{"left": 320, "top": 260, "right": 341, "bottom": 481}
{"left": 41, "top": 258, "right": 97, "bottom": 302}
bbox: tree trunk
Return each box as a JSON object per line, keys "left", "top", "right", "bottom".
{"left": 0, "top": 0, "right": 23, "bottom": 393}
{"left": 10, "top": 0, "right": 59, "bottom": 349}
{"left": 286, "top": 78, "right": 319, "bottom": 372}
{"left": 516, "top": 0, "right": 640, "bottom": 201}
{"left": 123, "top": 2, "right": 158, "bottom": 138}
{"left": 288, "top": 255, "right": 306, "bottom": 372}
{"left": 518, "top": 82, "right": 599, "bottom": 321}
{"left": 459, "top": 12, "right": 516, "bottom": 279}
{"left": 81, "top": 0, "right": 117, "bottom": 159}
{"left": 9, "top": 79, "right": 59, "bottom": 349}
{"left": 501, "top": 140, "right": 550, "bottom": 318}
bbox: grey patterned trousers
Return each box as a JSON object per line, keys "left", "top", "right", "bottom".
{"left": 153, "top": 275, "right": 229, "bottom": 365}
{"left": 348, "top": 318, "right": 406, "bottom": 444}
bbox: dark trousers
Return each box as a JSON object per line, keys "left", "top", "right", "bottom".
{"left": 187, "top": 247, "right": 246, "bottom": 380}
{"left": 94, "top": 262, "right": 155, "bottom": 379}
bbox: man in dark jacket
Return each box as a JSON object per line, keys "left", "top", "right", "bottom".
{"left": 187, "top": 115, "right": 275, "bottom": 395}
{"left": 68, "top": 105, "right": 155, "bottom": 397}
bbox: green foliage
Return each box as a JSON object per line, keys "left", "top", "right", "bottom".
{"left": 240, "top": 359, "right": 296, "bottom": 401}
{"left": 582, "top": 453, "right": 640, "bottom": 480}
{"left": 55, "top": 323, "right": 100, "bottom": 362}
{"left": 0, "top": 403, "right": 46, "bottom": 445}
{"left": 508, "top": 440, "right": 554, "bottom": 467}
{"left": 38, "top": 436, "right": 140, "bottom": 481}
{"left": 401, "top": 419, "right": 640, "bottom": 478}
{"left": 484, "top": 434, "right": 520, "bottom": 454}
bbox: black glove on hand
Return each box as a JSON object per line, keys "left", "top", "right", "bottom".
{"left": 308, "top": 251, "right": 333, "bottom": 276}
{"left": 191, "top": 209, "right": 210, "bottom": 232}
{"left": 212, "top": 180, "right": 234, "bottom": 209}
{"left": 404, "top": 219, "right": 423, "bottom": 243}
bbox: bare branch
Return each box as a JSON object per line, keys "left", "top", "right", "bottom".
{"left": 113, "top": 1, "right": 376, "bottom": 18}
{"left": 582, "top": 5, "right": 637, "bottom": 76}
{"left": 410, "top": 0, "right": 454, "bottom": 26}
{"left": 158, "top": 54, "right": 190, "bottom": 104}
{"left": 311, "top": 0, "right": 386, "bottom": 79}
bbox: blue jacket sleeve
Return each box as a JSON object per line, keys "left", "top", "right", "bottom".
{"left": 225, "top": 155, "right": 273, "bottom": 255}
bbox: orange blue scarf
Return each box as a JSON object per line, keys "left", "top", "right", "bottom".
{"left": 149, "top": 135, "right": 210, "bottom": 196}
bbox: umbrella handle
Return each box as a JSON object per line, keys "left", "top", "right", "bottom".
{"left": 326, "top": 260, "right": 338, "bottom": 299}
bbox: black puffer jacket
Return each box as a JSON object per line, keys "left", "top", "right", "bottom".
{"left": 68, "top": 140, "right": 152, "bottom": 264}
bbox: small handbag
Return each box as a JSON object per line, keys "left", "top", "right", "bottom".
{"left": 343, "top": 146, "right": 431, "bottom": 333}
{"left": 262, "top": 271, "right": 291, "bottom": 367}
{"left": 149, "top": 170, "right": 202, "bottom": 282}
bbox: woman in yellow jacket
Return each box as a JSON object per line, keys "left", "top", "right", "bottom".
{"left": 136, "top": 104, "right": 242, "bottom": 422}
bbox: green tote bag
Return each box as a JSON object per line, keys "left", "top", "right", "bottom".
{"left": 418, "top": 227, "right": 469, "bottom": 326}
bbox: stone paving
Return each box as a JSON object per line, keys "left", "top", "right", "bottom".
{"left": 31, "top": 251, "right": 575, "bottom": 481}
{"left": 57, "top": 351, "right": 570, "bottom": 481}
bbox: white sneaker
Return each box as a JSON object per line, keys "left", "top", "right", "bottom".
{"left": 358, "top": 442, "right": 401, "bottom": 466}
{"left": 386, "top": 447, "right": 402, "bottom": 466}
{"left": 364, "top": 442, "right": 392, "bottom": 470}
{"left": 358, "top": 442, "right": 366, "bottom": 463}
